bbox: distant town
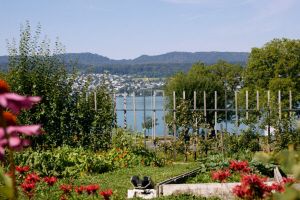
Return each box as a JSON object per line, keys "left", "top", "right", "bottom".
{"left": 73, "top": 72, "right": 165, "bottom": 95}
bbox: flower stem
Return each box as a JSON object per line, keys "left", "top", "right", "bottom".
{"left": 9, "top": 148, "right": 17, "bottom": 200}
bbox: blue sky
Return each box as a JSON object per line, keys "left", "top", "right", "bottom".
{"left": 0, "top": 0, "right": 299, "bottom": 59}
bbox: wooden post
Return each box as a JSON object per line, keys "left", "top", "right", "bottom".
{"left": 289, "top": 90, "right": 292, "bottom": 118}
{"left": 193, "top": 91, "right": 197, "bottom": 161}
{"left": 94, "top": 91, "right": 97, "bottom": 111}
{"left": 133, "top": 92, "right": 137, "bottom": 131}
{"left": 214, "top": 91, "right": 217, "bottom": 134}
{"left": 123, "top": 93, "right": 127, "bottom": 129}
{"left": 235, "top": 91, "right": 238, "bottom": 133}
{"left": 256, "top": 91, "right": 259, "bottom": 111}
{"left": 194, "top": 91, "right": 197, "bottom": 110}
{"left": 220, "top": 124, "right": 224, "bottom": 157}
{"left": 173, "top": 91, "right": 177, "bottom": 160}
{"left": 278, "top": 90, "right": 281, "bottom": 120}
{"left": 113, "top": 93, "right": 117, "bottom": 128}
{"left": 194, "top": 91, "right": 197, "bottom": 130}
{"left": 289, "top": 90, "right": 292, "bottom": 130}
{"left": 163, "top": 91, "right": 167, "bottom": 156}
{"left": 153, "top": 91, "right": 156, "bottom": 140}
{"left": 267, "top": 90, "right": 271, "bottom": 145}
{"left": 246, "top": 90, "right": 249, "bottom": 120}
{"left": 256, "top": 90, "right": 260, "bottom": 130}
{"left": 204, "top": 91, "right": 207, "bottom": 140}
{"left": 143, "top": 91, "right": 146, "bottom": 148}
{"left": 183, "top": 91, "right": 186, "bottom": 100}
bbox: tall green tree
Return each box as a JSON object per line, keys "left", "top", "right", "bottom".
{"left": 4, "top": 22, "right": 113, "bottom": 149}
{"left": 244, "top": 38, "right": 300, "bottom": 106}
{"left": 164, "top": 61, "right": 243, "bottom": 131}
{"left": 241, "top": 38, "right": 300, "bottom": 149}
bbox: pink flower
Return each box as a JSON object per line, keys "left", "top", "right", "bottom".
{"left": 0, "top": 80, "right": 42, "bottom": 159}
{"left": 0, "top": 123, "right": 41, "bottom": 158}
{"left": 0, "top": 80, "right": 41, "bottom": 115}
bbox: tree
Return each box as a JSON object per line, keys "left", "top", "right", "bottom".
{"left": 164, "top": 61, "right": 243, "bottom": 130}
{"left": 142, "top": 116, "right": 158, "bottom": 135}
{"left": 244, "top": 38, "right": 300, "bottom": 106}
{"left": 3, "top": 22, "right": 113, "bottom": 149}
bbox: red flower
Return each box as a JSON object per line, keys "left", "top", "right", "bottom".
{"left": 232, "top": 174, "right": 276, "bottom": 199}
{"left": 20, "top": 182, "right": 35, "bottom": 199}
{"left": 44, "top": 176, "right": 58, "bottom": 186}
{"left": 0, "top": 80, "right": 10, "bottom": 94}
{"left": 25, "top": 173, "right": 40, "bottom": 183}
{"left": 20, "top": 182, "right": 35, "bottom": 192}
{"left": 85, "top": 184, "right": 100, "bottom": 195}
{"left": 282, "top": 177, "right": 295, "bottom": 184}
{"left": 75, "top": 185, "right": 85, "bottom": 194}
{"left": 100, "top": 189, "right": 113, "bottom": 200}
{"left": 60, "top": 195, "right": 68, "bottom": 200}
{"left": 60, "top": 184, "right": 72, "bottom": 194}
{"left": 16, "top": 165, "right": 30, "bottom": 174}
{"left": 211, "top": 169, "right": 231, "bottom": 183}
{"left": 232, "top": 185, "right": 248, "bottom": 198}
{"left": 269, "top": 182, "right": 285, "bottom": 193}
{"left": 229, "top": 160, "right": 251, "bottom": 173}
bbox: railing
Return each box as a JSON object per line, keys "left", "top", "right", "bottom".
{"left": 108, "top": 90, "right": 300, "bottom": 140}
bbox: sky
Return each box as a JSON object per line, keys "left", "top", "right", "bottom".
{"left": 0, "top": 0, "right": 299, "bottom": 59}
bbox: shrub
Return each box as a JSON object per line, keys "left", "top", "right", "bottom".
{"left": 14, "top": 146, "right": 165, "bottom": 177}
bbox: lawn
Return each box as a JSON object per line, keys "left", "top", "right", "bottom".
{"left": 18, "top": 162, "right": 204, "bottom": 199}
{"left": 67, "top": 162, "right": 200, "bottom": 199}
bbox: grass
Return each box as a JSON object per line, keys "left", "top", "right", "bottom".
{"left": 24, "top": 162, "right": 202, "bottom": 199}
{"left": 70, "top": 162, "right": 200, "bottom": 199}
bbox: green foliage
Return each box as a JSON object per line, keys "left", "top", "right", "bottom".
{"left": 238, "top": 129, "right": 260, "bottom": 152}
{"left": 141, "top": 116, "right": 158, "bottom": 134}
{"left": 13, "top": 145, "right": 165, "bottom": 178}
{"left": 165, "top": 60, "right": 242, "bottom": 128}
{"left": 3, "top": 22, "right": 113, "bottom": 150}
{"left": 111, "top": 128, "right": 136, "bottom": 149}
{"left": 0, "top": 167, "right": 13, "bottom": 199}
{"left": 253, "top": 149, "right": 300, "bottom": 200}
{"left": 14, "top": 146, "right": 111, "bottom": 177}
{"left": 244, "top": 38, "right": 300, "bottom": 99}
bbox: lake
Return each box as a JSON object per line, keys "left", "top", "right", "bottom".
{"left": 115, "top": 96, "right": 249, "bottom": 136}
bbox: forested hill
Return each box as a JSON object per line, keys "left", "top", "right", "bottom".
{"left": 0, "top": 51, "right": 249, "bottom": 77}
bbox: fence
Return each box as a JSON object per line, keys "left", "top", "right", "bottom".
{"left": 108, "top": 90, "right": 300, "bottom": 139}
{"left": 107, "top": 90, "right": 300, "bottom": 140}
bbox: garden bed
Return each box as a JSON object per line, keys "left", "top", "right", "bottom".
{"left": 129, "top": 159, "right": 294, "bottom": 199}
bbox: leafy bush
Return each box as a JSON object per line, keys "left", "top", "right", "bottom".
{"left": 14, "top": 146, "right": 165, "bottom": 178}
{"left": 3, "top": 22, "right": 114, "bottom": 150}
{"left": 14, "top": 146, "right": 111, "bottom": 177}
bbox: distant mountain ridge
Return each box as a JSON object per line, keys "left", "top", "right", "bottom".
{"left": 61, "top": 51, "right": 249, "bottom": 65}
{"left": 0, "top": 51, "right": 249, "bottom": 77}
